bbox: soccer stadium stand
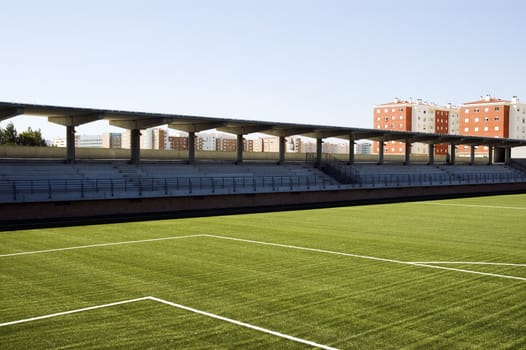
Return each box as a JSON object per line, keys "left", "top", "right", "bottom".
{"left": 0, "top": 161, "right": 337, "bottom": 203}
{"left": 1, "top": 160, "right": 526, "bottom": 204}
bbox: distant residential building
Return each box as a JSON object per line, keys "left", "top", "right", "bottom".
{"left": 76, "top": 135, "right": 103, "bottom": 148}
{"left": 356, "top": 141, "right": 372, "bottom": 154}
{"left": 373, "top": 98, "right": 413, "bottom": 155}
{"left": 373, "top": 98, "right": 459, "bottom": 155}
{"left": 197, "top": 134, "right": 217, "bottom": 151}
{"left": 262, "top": 137, "right": 280, "bottom": 152}
{"left": 458, "top": 95, "right": 526, "bottom": 155}
{"left": 244, "top": 139, "right": 255, "bottom": 152}
{"left": 102, "top": 132, "right": 121, "bottom": 149}
{"left": 287, "top": 137, "right": 302, "bottom": 153}
{"left": 52, "top": 137, "right": 67, "bottom": 147}
{"left": 168, "top": 136, "right": 188, "bottom": 150}
{"left": 216, "top": 136, "right": 237, "bottom": 152}
{"left": 251, "top": 138, "right": 264, "bottom": 152}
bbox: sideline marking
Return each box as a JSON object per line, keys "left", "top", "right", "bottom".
{"left": 203, "top": 235, "right": 526, "bottom": 282}
{"left": 0, "top": 296, "right": 338, "bottom": 350}
{"left": 1, "top": 233, "right": 524, "bottom": 281}
{"left": 416, "top": 202, "right": 526, "bottom": 210}
{"left": 0, "top": 234, "right": 205, "bottom": 258}
{"left": 408, "top": 261, "right": 526, "bottom": 267}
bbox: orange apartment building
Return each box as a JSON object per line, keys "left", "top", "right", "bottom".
{"left": 373, "top": 98, "right": 457, "bottom": 155}
{"left": 459, "top": 95, "right": 510, "bottom": 156}
{"left": 373, "top": 98, "right": 412, "bottom": 154}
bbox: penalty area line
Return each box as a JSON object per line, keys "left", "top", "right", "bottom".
{"left": 0, "top": 297, "right": 151, "bottom": 327}
{"left": 0, "top": 234, "right": 206, "bottom": 258}
{"left": 203, "top": 235, "right": 526, "bottom": 282}
{"left": 0, "top": 296, "right": 338, "bottom": 350}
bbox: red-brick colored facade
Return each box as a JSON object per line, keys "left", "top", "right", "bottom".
{"left": 459, "top": 97, "right": 510, "bottom": 154}
{"left": 373, "top": 100, "right": 412, "bottom": 154}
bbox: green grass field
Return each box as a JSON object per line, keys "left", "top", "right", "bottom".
{"left": 1, "top": 194, "right": 525, "bottom": 349}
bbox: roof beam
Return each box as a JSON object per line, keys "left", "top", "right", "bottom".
{"left": 0, "top": 107, "right": 24, "bottom": 121}
{"left": 217, "top": 123, "right": 271, "bottom": 135}
{"left": 261, "top": 126, "right": 316, "bottom": 137}
{"left": 48, "top": 113, "right": 104, "bottom": 127}
{"left": 110, "top": 117, "right": 171, "bottom": 130}
{"left": 168, "top": 121, "right": 226, "bottom": 133}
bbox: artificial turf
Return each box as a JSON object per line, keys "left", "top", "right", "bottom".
{"left": 1, "top": 194, "right": 525, "bottom": 349}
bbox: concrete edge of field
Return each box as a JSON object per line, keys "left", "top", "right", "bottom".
{"left": 1, "top": 183, "right": 525, "bottom": 231}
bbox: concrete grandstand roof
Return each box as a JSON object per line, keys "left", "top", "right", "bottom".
{"left": 1, "top": 101, "right": 526, "bottom": 148}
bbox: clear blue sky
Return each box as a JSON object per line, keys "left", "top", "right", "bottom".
{"left": 1, "top": 0, "right": 525, "bottom": 139}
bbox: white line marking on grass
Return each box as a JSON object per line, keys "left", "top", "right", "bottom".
{"left": 0, "top": 296, "right": 339, "bottom": 350}
{"left": 149, "top": 296, "right": 339, "bottom": 350}
{"left": 416, "top": 202, "right": 526, "bottom": 210}
{"left": 408, "top": 263, "right": 526, "bottom": 281}
{"left": 0, "top": 234, "right": 205, "bottom": 258}
{"left": 0, "top": 297, "right": 150, "bottom": 327}
{"left": 2, "top": 232, "right": 524, "bottom": 282}
{"left": 203, "top": 235, "right": 526, "bottom": 282}
{"left": 408, "top": 261, "right": 526, "bottom": 267}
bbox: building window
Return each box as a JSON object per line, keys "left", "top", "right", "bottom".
{"left": 464, "top": 127, "right": 469, "bottom": 132}
{"left": 495, "top": 116, "right": 500, "bottom": 121}
{"left": 474, "top": 127, "right": 479, "bottom": 132}
{"left": 495, "top": 126, "right": 500, "bottom": 131}
{"left": 399, "top": 108, "right": 404, "bottom": 112}
{"left": 464, "top": 118, "right": 469, "bottom": 122}
{"left": 400, "top": 116, "right": 403, "bottom": 119}
{"left": 384, "top": 108, "right": 388, "bottom": 113}
{"left": 474, "top": 108, "right": 480, "bottom": 112}
{"left": 376, "top": 109, "right": 381, "bottom": 113}
{"left": 495, "top": 107, "right": 500, "bottom": 111}
{"left": 377, "top": 117, "right": 380, "bottom": 121}
{"left": 484, "top": 107, "right": 489, "bottom": 112}
{"left": 484, "top": 117, "right": 489, "bottom": 122}
{"left": 391, "top": 108, "right": 396, "bottom": 112}
{"left": 465, "top": 108, "right": 469, "bottom": 113}
{"left": 484, "top": 126, "right": 489, "bottom": 131}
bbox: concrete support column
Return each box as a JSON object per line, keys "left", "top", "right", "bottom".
{"left": 488, "top": 146, "right": 494, "bottom": 165}
{"left": 450, "top": 145, "right": 456, "bottom": 165}
{"left": 404, "top": 141, "right": 411, "bottom": 165}
{"left": 188, "top": 131, "right": 196, "bottom": 164}
{"left": 278, "top": 136, "right": 286, "bottom": 164}
{"left": 66, "top": 125, "right": 76, "bottom": 164}
{"left": 315, "top": 138, "right": 323, "bottom": 167}
{"left": 378, "top": 140, "right": 385, "bottom": 165}
{"left": 469, "top": 145, "right": 476, "bottom": 165}
{"left": 428, "top": 144, "right": 435, "bottom": 165}
{"left": 236, "top": 134, "right": 244, "bottom": 164}
{"left": 505, "top": 147, "right": 511, "bottom": 165}
{"left": 130, "top": 128, "right": 141, "bottom": 164}
{"left": 348, "top": 137, "right": 355, "bottom": 165}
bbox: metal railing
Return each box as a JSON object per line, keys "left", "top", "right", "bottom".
{"left": 0, "top": 174, "right": 331, "bottom": 202}
{"left": 317, "top": 156, "right": 526, "bottom": 188}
